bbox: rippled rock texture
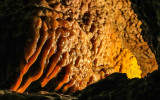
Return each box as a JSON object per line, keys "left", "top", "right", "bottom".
{"left": 0, "top": 0, "right": 159, "bottom": 97}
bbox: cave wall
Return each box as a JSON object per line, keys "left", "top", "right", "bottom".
{"left": 0, "top": 0, "right": 160, "bottom": 100}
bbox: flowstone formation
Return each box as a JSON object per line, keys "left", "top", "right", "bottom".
{"left": 0, "top": 0, "right": 158, "bottom": 94}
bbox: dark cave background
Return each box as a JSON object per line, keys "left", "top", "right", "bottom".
{"left": 0, "top": 0, "right": 160, "bottom": 100}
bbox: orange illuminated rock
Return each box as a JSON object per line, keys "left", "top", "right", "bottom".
{"left": 10, "top": 0, "right": 158, "bottom": 93}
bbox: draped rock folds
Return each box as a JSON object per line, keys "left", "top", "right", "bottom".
{"left": 10, "top": 0, "right": 158, "bottom": 93}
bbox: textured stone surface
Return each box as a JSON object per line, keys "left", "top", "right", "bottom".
{"left": 78, "top": 0, "right": 160, "bottom": 99}
{"left": 1, "top": 0, "right": 157, "bottom": 94}
{"left": 0, "top": 0, "right": 159, "bottom": 99}
{"left": 0, "top": 90, "right": 77, "bottom": 100}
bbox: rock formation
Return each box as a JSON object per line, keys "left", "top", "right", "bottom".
{"left": 0, "top": 0, "right": 158, "bottom": 95}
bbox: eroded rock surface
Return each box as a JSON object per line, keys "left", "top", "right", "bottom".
{"left": 0, "top": 0, "right": 158, "bottom": 94}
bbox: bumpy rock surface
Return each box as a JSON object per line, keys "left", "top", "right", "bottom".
{"left": 78, "top": 0, "right": 160, "bottom": 99}
{"left": 0, "top": 0, "right": 158, "bottom": 96}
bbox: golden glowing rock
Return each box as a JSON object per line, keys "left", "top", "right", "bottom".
{"left": 9, "top": 0, "right": 158, "bottom": 93}
{"left": 115, "top": 49, "right": 142, "bottom": 79}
